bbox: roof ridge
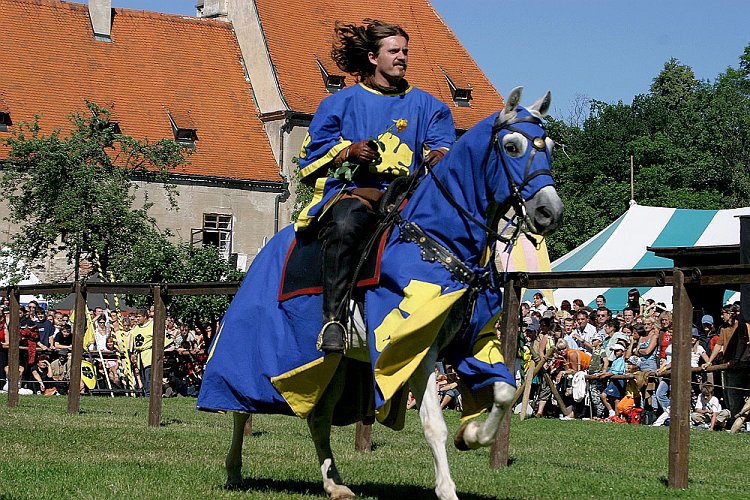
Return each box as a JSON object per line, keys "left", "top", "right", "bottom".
{"left": 0, "top": 0, "right": 231, "bottom": 28}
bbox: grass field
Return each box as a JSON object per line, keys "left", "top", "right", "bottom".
{"left": 2, "top": 395, "right": 750, "bottom": 499}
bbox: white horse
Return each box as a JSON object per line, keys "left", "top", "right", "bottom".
{"left": 200, "top": 87, "right": 563, "bottom": 500}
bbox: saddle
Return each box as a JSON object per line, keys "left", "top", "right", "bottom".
{"left": 278, "top": 223, "right": 390, "bottom": 302}
{"left": 278, "top": 176, "right": 413, "bottom": 302}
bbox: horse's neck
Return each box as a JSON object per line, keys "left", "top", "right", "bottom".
{"left": 405, "top": 159, "right": 491, "bottom": 264}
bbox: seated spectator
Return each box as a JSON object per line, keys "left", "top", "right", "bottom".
{"left": 30, "top": 354, "right": 54, "bottom": 394}
{"left": 691, "top": 383, "right": 731, "bottom": 430}
{"left": 437, "top": 370, "right": 460, "bottom": 410}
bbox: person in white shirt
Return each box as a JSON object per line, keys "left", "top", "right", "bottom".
{"left": 690, "top": 382, "right": 730, "bottom": 430}
{"left": 574, "top": 310, "right": 597, "bottom": 353}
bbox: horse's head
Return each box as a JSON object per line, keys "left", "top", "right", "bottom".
{"left": 490, "top": 87, "right": 563, "bottom": 237}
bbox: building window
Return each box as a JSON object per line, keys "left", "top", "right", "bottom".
{"left": 200, "top": 213, "right": 233, "bottom": 259}
{"left": 167, "top": 109, "right": 198, "bottom": 147}
{"left": 316, "top": 57, "right": 346, "bottom": 93}
{"left": 441, "top": 69, "right": 472, "bottom": 107}
{"left": 0, "top": 98, "right": 11, "bottom": 132}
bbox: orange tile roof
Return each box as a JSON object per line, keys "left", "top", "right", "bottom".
{"left": 0, "top": 0, "right": 281, "bottom": 183}
{"left": 254, "top": 0, "right": 505, "bottom": 130}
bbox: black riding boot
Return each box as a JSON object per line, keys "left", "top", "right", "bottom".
{"left": 317, "top": 198, "right": 378, "bottom": 353}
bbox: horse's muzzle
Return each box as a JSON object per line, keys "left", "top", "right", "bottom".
{"left": 525, "top": 186, "right": 563, "bottom": 236}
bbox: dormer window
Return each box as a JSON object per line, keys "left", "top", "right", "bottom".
{"left": 167, "top": 109, "right": 198, "bottom": 147}
{"left": 316, "top": 58, "right": 346, "bottom": 93}
{"left": 441, "top": 69, "right": 472, "bottom": 107}
{"left": 91, "top": 106, "right": 121, "bottom": 134}
{"left": 0, "top": 111, "right": 11, "bottom": 132}
{"left": 0, "top": 98, "right": 11, "bottom": 132}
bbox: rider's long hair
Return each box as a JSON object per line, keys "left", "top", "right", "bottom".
{"left": 331, "top": 19, "right": 409, "bottom": 78}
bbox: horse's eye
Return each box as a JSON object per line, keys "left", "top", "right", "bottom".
{"left": 501, "top": 132, "right": 527, "bottom": 158}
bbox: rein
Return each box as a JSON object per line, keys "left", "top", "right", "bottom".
{"left": 341, "top": 113, "right": 552, "bottom": 320}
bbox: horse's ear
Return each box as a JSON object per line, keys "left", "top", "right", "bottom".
{"left": 497, "top": 86, "right": 523, "bottom": 125}
{"left": 528, "top": 91, "right": 552, "bottom": 118}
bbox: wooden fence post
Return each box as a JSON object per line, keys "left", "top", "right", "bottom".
{"left": 6, "top": 287, "right": 21, "bottom": 407}
{"left": 491, "top": 277, "right": 521, "bottom": 468}
{"left": 668, "top": 268, "right": 692, "bottom": 489}
{"left": 68, "top": 281, "right": 87, "bottom": 414}
{"left": 149, "top": 285, "right": 167, "bottom": 427}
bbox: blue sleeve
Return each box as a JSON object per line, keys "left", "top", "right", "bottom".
{"left": 424, "top": 102, "right": 455, "bottom": 153}
{"left": 298, "top": 96, "right": 350, "bottom": 180}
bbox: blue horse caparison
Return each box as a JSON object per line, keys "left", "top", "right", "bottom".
{"left": 199, "top": 87, "right": 564, "bottom": 500}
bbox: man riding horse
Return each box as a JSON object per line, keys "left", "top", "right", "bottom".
{"left": 297, "top": 20, "right": 455, "bottom": 353}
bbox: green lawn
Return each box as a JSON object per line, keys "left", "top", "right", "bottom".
{"left": 1, "top": 395, "right": 749, "bottom": 499}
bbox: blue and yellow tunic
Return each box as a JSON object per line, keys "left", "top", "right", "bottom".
{"left": 296, "top": 82, "right": 455, "bottom": 230}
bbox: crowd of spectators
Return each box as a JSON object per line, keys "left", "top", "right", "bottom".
{"left": 420, "top": 289, "right": 750, "bottom": 433}
{"left": 0, "top": 298, "right": 210, "bottom": 398}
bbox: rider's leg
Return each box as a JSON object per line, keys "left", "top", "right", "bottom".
{"left": 318, "top": 197, "right": 378, "bottom": 353}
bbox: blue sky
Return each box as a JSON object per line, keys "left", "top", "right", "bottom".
{"left": 112, "top": 0, "right": 750, "bottom": 119}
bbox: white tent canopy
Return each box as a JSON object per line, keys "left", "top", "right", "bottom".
{"left": 548, "top": 203, "right": 749, "bottom": 312}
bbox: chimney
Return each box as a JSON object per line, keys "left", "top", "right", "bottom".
{"left": 196, "top": 0, "right": 229, "bottom": 21}
{"left": 88, "top": 0, "right": 113, "bottom": 41}
{"left": 740, "top": 215, "right": 750, "bottom": 320}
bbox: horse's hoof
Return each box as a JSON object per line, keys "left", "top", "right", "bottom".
{"left": 225, "top": 477, "right": 242, "bottom": 490}
{"left": 453, "top": 423, "right": 471, "bottom": 451}
{"left": 329, "top": 484, "right": 356, "bottom": 500}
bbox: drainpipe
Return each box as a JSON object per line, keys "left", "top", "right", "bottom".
{"left": 274, "top": 176, "right": 290, "bottom": 233}
{"left": 274, "top": 113, "right": 293, "bottom": 233}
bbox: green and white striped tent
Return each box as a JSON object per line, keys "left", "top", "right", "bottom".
{"left": 549, "top": 203, "right": 749, "bottom": 311}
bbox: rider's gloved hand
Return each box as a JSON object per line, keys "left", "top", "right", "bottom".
{"left": 346, "top": 140, "right": 380, "bottom": 165}
{"left": 424, "top": 149, "right": 446, "bottom": 167}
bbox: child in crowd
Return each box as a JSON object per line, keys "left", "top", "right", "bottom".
{"left": 601, "top": 342, "right": 627, "bottom": 418}
{"left": 691, "top": 383, "right": 731, "bottom": 430}
{"left": 587, "top": 333, "right": 609, "bottom": 418}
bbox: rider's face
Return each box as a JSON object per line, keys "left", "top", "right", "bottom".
{"left": 369, "top": 36, "right": 408, "bottom": 84}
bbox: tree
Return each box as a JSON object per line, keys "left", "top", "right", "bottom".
{"left": 109, "top": 240, "right": 245, "bottom": 326}
{"left": 0, "top": 102, "right": 185, "bottom": 280}
{"left": 543, "top": 47, "right": 750, "bottom": 261}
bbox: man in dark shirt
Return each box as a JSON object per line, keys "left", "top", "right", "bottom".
{"left": 35, "top": 309, "right": 54, "bottom": 349}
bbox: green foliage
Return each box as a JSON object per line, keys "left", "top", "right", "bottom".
{"left": 1, "top": 102, "right": 240, "bottom": 322}
{"left": 545, "top": 45, "right": 750, "bottom": 260}
{"left": 0, "top": 101, "right": 186, "bottom": 280}
{"left": 2, "top": 396, "right": 750, "bottom": 499}
{"left": 110, "top": 242, "right": 244, "bottom": 324}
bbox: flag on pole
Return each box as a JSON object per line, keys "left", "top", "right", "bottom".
{"left": 70, "top": 308, "right": 95, "bottom": 349}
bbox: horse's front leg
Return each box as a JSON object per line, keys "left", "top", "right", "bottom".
{"left": 409, "top": 347, "right": 458, "bottom": 500}
{"left": 226, "top": 412, "right": 249, "bottom": 489}
{"left": 307, "top": 360, "right": 355, "bottom": 500}
{"left": 454, "top": 381, "right": 514, "bottom": 449}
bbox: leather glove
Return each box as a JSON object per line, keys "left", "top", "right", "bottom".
{"left": 424, "top": 149, "right": 445, "bottom": 167}
{"left": 346, "top": 140, "right": 380, "bottom": 165}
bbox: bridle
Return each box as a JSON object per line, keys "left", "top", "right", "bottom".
{"left": 424, "top": 112, "right": 553, "bottom": 247}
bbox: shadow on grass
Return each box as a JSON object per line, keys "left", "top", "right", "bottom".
{"left": 227, "top": 476, "right": 501, "bottom": 499}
